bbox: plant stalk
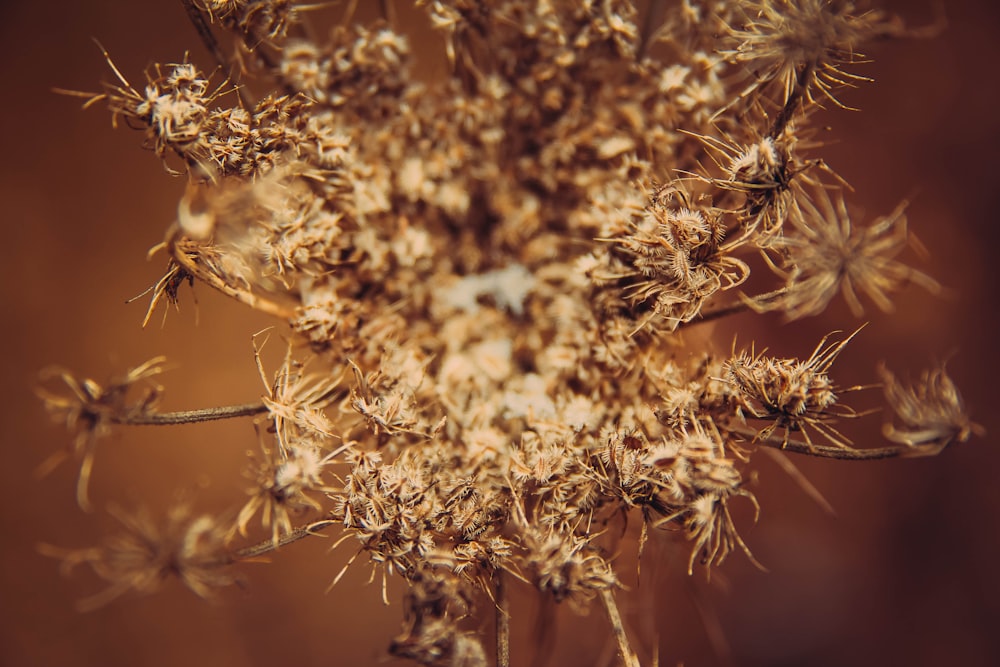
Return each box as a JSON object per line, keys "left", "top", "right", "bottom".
{"left": 112, "top": 402, "right": 268, "bottom": 426}
{"left": 729, "top": 426, "right": 906, "bottom": 461}
{"left": 496, "top": 570, "right": 510, "bottom": 667}
{"left": 233, "top": 519, "right": 337, "bottom": 561}
{"left": 600, "top": 588, "right": 640, "bottom": 667}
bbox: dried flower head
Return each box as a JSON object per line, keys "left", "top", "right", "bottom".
{"left": 594, "top": 188, "right": 750, "bottom": 331}
{"left": 761, "top": 186, "right": 941, "bottom": 319}
{"left": 725, "top": 328, "right": 862, "bottom": 448}
{"left": 720, "top": 0, "right": 897, "bottom": 110}
{"left": 879, "top": 362, "right": 983, "bottom": 456}
{"left": 37, "top": 357, "right": 167, "bottom": 510}
{"left": 41, "top": 1, "right": 983, "bottom": 664}
{"left": 389, "top": 565, "right": 484, "bottom": 666}
{"left": 648, "top": 422, "right": 760, "bottom": 574}
{"left": 41, "top": 503, "right": 233, "bottom": 612}
{"left": 254, "top": 335, "right": 341, "bottom": 453}
{"left": 236, "top": 437, "right": 335, "bottom": 544}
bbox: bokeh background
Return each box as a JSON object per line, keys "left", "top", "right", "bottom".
{"left": 1, "top": 1, "right": 998, "bottom": 665}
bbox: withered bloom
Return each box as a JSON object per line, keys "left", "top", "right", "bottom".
{"left": 41, "top": 1, "right": 980, "bottom": 665}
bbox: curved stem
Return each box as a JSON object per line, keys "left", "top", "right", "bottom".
{"left": 167, "top": 227, "right": 297, "bottom": 320}
{"left": 728, "top": 426, "right": 905, "bottom": 461}
{"left": 638, "top": 0, "right": 667, "bottom": 59}
{"left": 181, "top": 0, "right": 227, "bottom": 69}
{"left": 689, "top": 299, "right": 752, "bottom": 326}
{"left": 378, "top": 0, "right": 397, "bottom": 28}
{"left": 112, "top": 402, "right": 267, "bottom": 426}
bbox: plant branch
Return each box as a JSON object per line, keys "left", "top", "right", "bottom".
{"left": 638, "top": 0, "right": 668, "bottom": 59}
{"left": 769, "top": 61, "right": 815, "bottom": 139}
{"left": 181, "top": 0, "right": 253, "bottom": 109}
{"left": 112, "top": 402, "right": 267, "bottom": 426}
{"left": 600, "top": 588, "right": 640, "bottom": 667}
{"left": 496, "top": 570, "right": 510, "bottom": 667}
{"left": 685, "top": 288, "right": 788, "bottom": 328}
{"left": 181, "top": 0, "right": 227, "bottom": 69}
{"left": 232, "top": 518, "right": 338, "bottom": 561}
{"left": 692, "top": 299, "right": 753, "bottom": 324}
{"left": 728, "top": 426, "right": 905, "bottom": 461}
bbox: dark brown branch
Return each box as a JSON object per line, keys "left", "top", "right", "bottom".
{"left": 182, "top": 0, "right": 228, "bottom": 69}
{"left": 690, "top": 299, "right": 752, "bottom": 326}
{"left": 638, "top": 0, "right": 668, "bottom": 59}
{"left": 378, "top": 0, "right": 397, "bottom": 29}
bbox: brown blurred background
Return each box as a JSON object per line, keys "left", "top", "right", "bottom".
{"left": 1, "top": 1, "right": 998, "bottom": 665}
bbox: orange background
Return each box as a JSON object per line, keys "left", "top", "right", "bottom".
{"left": 1, "top": 1, "right": 998, "bottom": 665}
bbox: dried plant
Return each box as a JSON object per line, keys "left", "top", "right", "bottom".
{"left": 41, "top": 1, "right": 982, "bottom": 665}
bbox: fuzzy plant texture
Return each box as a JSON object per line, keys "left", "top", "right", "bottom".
{"left": 39, "top": 1, "right": 983, "bottom": 666}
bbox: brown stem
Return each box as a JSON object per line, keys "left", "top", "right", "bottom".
{"left": 689, "top": 299, "right": 752, "bottom": 326}
{"left": 684, "top": 288, "right": 788, "bottom": 328}
{"left": 378, "top": 0, "right": 397, "bottom": 28}
{"left": 769, "top": 61, "right": 815, "bottom": 139}
{"left": 728, "top": 426, "right": 905, "bottom": 461}
{"left": 496, "top": 570, "right": 510, "bottom": 667}
{"left": 182, "top": 0, "right": 228, "bottom": 69}
{"left": 600, "top": 588, "right": 640, "bottom": 667}
{"left": 181, "top": 0, "right": 253, "bottom": 109}
{"left": 233, "top": 519, "right": 337, "bottom": 561}
{"left": 112, "top": 402, "right": 267, "bottom": 426}
{"left": 638, "top": 0, "right": 668, "bottom": 60}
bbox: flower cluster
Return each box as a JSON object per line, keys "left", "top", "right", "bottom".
{"left": 43, "top": 2, "right": 980, "bottom": 665}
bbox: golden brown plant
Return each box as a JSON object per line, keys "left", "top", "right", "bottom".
{"left": 41, "top": 2, "right": 981, "bottom": 665}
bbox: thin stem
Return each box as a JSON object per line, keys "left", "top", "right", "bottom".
{"left": 728, "top": 426, "right": 905, "bottom": 461}
{"left": 112, "top": 402, "right": 267, "bottom": 426}
{"left": 233, "top": 519, "right": 337, "bottom": 561}
{"left": 684, "top": 288, "right": 788, "bottom": 328}
{"left": 378, "top": 0, "right": 397, "bottom": 29}
{"left": 769, "top": 61, "right": 815, "bottom": 139}
{"left": 181, "top": 0, "right": 253, "bottom": 109}
{"left": 496, "top": 570, "right": 510, "bottom": 667}
{"left": 600, "top": 588, "right": 640, "bottom": 667}
{"left": 181, "top": 0, "right": 227, "bottom": 69}
{"left": 689, "top": 299, "right": 752, "bottom": 326}
{"left": 340, "top": 0, "right": 360, "bottom": 25}
{"left": 638, "top": 0, "right": 667, "bottom": 59}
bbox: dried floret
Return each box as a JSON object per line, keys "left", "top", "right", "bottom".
{"left": 879, "top": 362, "right": 983, "bottom": 455}
{"left": 37, "top": 358, "right": 167, "bottom": 510}
{"left": 761, "top": 186, "right": 940, "bottom": 319}
{"left": 725, "top": 329, "right": 863, "bottom": 448}
{"left": 236, "top": 438, "right": 335, "bottom": 545}
{"left": 41, "top": 504, "right": 234, "bottom": 611}
{"left": 720, "top": 0, "right": 899, "bottom": 112}
{"left": 254, "top": 336, "right": 341, "bottom": 453}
